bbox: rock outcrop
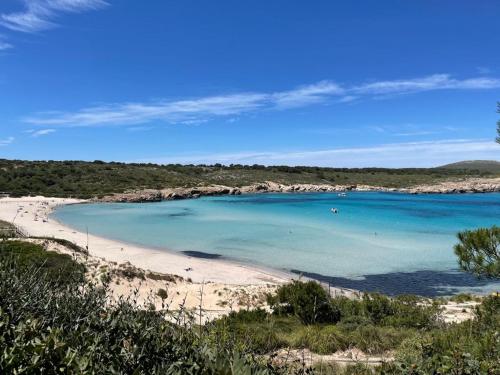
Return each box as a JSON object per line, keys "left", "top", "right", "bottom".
{"left": 401, "top": 178, "right": 500, "bottom": 194}
{"left": 96, "top": 178, "right": 500, "bottom": 203}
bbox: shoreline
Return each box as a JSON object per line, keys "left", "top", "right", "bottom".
{"left": 2, "top": 191, "right": 498, "bottom": 297}
{"left": 48, "top": 190, "right": 500, "bottom": 297}
{"left": 95, "top": 178, "right": 500, "bottom": 203}
{"left": 0, "top": 196, "right": 291, "bottom": 286}
{"left": 49, "top": 205, "right": 294, "bottom": 285}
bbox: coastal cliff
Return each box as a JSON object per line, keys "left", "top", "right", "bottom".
{"left": 96, "top": 178, "right": 500, "bottom": 202}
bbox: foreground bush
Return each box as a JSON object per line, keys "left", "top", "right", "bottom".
{"left": 1, "top": 242, "right": 498, "bottom": 374}
{"left": 391, "top": 294, "right": 499, "bottom": 373}
{"left": 224, "top": 282, "right": 498, "bottom": 373}
{"left": 0, "top": 241, "right": 273, "bottom": 374}
{"left": 267, "top": 280, "right": 340, "bottom": 324}
{"left": 268, "top": 282, "right": 441, "bottom": 330}
{"left": 0, "top": 240, "right": 86, "bottom": 285}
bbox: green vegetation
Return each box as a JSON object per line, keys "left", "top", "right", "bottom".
{"left": 1, "top": 241, "right": 498, "bottom": 374}
{"left": 267, "top": 280, "right": 338, "bottom": 324}
{"left": 0, "top": 240, "right": 271, "bottom": 374}
{"left": 0, "top": 240, "right": 85, "bottom": 285}
{"left": 438, "top": 160, "right": 500, "bottom": 174}
{"left": 454, "top": 226, "right": 500, "bottom": 278}
{"left": 267, "top": 281, "right": 441, "bottom": 329}
{"left": 0, "top": 219, "right": 16, "bottom": 238}
{"left": 448, "top": 293, "right": 483, "bottom": 303}
{"left": 252, "top": 282, "right": 443, "bottom": 356}
{"left": 213, "top": 282, "right": 499, "bottom": 373}
{"left": 30, "top": 236, "right": 88, "bottom": 254}
{"left": 1, "top": 159, "right": 497, "bottom": 198}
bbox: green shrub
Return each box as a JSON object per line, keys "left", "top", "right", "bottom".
{"left": 157, "top": 288, "right": 168, "bottom": 300}
{"left": 331, "top": 296, "right": 365, "bottom": 320}
{"left": 115, "top": 263, "right": 145, "bottom": 280}
{"left": 31, "top": 236, "right": 88, "bottom": 254}
{"left": 268, "top": 280, "right": 340, "bottom": 324}
{"left": 382, "top": 295, "right": 441, "bottom": 329}
{"left": 361, "top": 293, "right": 394, "bottom": 324}
{"left": 208, "top": 309, "right": 291, "bottom": 354}
{"left": 146, "top": 271, "right": 181, "bottom": 282}
{"left": 348, "top": 325, "right": 413, "bottom": 355}
{"left": 0, "top": 219, "right": 16, "bottom": 238}
{"left": 289, "top": 325, "right": 348, "bottom": 354}
{"left": 393, "top": 294, "right": 499, "bottom": 373}
{"left": 336, "top": 315, "right": 372, "bottom": 330}
{"left": 0, "top": 240, "right": 85, "bottom": 285}
{"left": 395, "top": 333, "right": 429, "bottom": 367}
{"left": 449, "top": 293, "right": 480, "bottom": 303}
{"left": 269, "top": 282, "right": 444, "bottom": 331}
{"left": 225, "top": 308, "right": 269, "bottom": 324}
{"left": 342, "top": 363, "right": 376, "bottom": 375}
{"left": 474, "top": 293, "right": 499, "bottom": 329}
{"left": 312, "top": 362, "right": 378, "bottom": 375}
{"left": 0, "top": 242, "right": 278, "bottom": 374}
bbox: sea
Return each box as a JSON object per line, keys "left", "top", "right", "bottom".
{"left": 53, "top": 192, "right": 500, "bottom": 296}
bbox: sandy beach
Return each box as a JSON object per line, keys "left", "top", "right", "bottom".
{"left": 0, "top": 196, "right": 290, "bottom": 285}
{"left": 0, "top": 196, "right": 299, "bottom": 318}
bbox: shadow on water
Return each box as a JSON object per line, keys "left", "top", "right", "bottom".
{"left": 166, "top": 211, "right": 193, "bottom": 218}
{"left": 290, "top": 269, "right": 495, "bottom": 297}
{"left": 145, "top": 208, "right": 194, "bottom": 219}
{"left": 181, "top": 250, "right": 222, "bottom": 259}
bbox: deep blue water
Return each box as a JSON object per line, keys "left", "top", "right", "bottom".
{"left": 53, "top": 192, "right": 500, "bottom": 296}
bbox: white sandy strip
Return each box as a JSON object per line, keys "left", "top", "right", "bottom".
{"left": 0, "top": 196, "right": 290, "bottom": 285}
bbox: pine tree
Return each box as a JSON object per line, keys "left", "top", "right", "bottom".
{"left": 454, "top": 226, "right": 500, "bottom": 278}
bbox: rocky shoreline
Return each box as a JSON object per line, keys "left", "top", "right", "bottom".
{"left": 97, "top": 178, "right": 500, "bottom": 203}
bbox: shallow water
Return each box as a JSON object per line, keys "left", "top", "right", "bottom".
{"left": 53, "top": 192, "right": 500, "bottom": 296}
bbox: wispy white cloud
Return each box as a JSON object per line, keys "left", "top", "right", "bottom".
{"left": 25, "top": 93, "right": 269, "bottom": 126}
{"left": 364, "top": 123, "right": 446, "bottom": 137}
{"left": 24, "top": 74, "right": 500, "bottom": 127}
{"left": 352, "top": 74, "right": 500, "bottom": 96}
{"left": 126, "top": 126, "right": 154, "bottom": 132}
{"left": 394, "top": 130, "right": 440, "bottom": 137}
{"left": 139, "top": 139, "right": 500, "bottom": 168}
{"left": 367, "top": 125, "right": 387, "bottom": 133}
{"left": 0, "top": 0, "right": 107, "bottom": 33}
{"left": 477, "top": 66, "right": 492, "bottom": 75}
{"left": 30, "top": 128, "right": 55, "bottom": 137}
{"left": 0, "top": 40, "right": 12, "bottom": 50}
{"left": 272, "top": 80, "right": 343, "bottom": 109}
{"left": 0, "top": 136, "right": 14, "bottom": 146}
{"left": 338, "top": 95, "right": 358, "bottom": 103}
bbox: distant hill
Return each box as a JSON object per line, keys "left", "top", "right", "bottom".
{"left": 437, "top": 160, "right": 500, "bottom": 173}
{"left": 0, "top": 158, "right": 494, "bottom": 198}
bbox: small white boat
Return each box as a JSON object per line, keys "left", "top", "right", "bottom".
{"left": 338, "top": 192, "right": 347, "bottom": 197}
{"left": 330, "top": 208, "right": 338, "bottom": 214}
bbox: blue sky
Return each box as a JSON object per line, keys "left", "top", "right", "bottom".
{"left": 0, "top": 0, "right": 499, "bottom": 167}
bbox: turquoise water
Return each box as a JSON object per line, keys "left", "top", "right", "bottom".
{"left": 54, "top": 192, "right": 500, "bottom": 296}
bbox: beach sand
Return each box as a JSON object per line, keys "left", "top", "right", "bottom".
{"left": 0, "top": 196, "right": 290, "bottom": 285}
{"left": 0, "top": 196, "right": 295, "bottom": 319}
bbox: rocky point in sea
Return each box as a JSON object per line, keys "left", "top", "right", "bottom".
{"left": 96, "top": 178, "right": 500, "bottom": 203}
